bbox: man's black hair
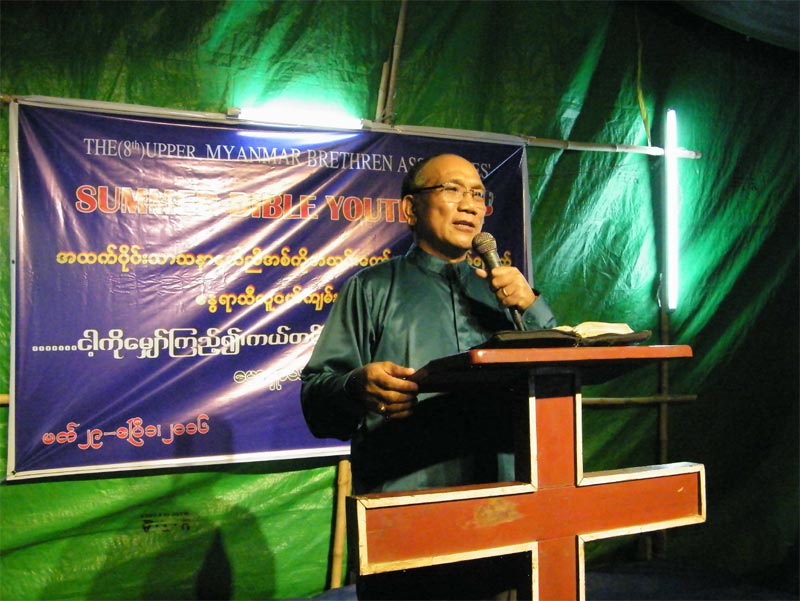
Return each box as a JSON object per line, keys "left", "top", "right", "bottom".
{"left": 400, "top": 156, "right": 435, "bottom": 198}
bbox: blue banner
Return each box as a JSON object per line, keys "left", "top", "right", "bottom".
{"left": 9, "top": 101, "right": 528, "bottom": 478}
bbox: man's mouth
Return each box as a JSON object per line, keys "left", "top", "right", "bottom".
{"left": 452, "top": 220, "right": 475, "bottom": 231}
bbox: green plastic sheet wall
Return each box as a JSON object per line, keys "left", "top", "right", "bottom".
{"left": 1, "top": 1, "right": 797, "bottom": 598}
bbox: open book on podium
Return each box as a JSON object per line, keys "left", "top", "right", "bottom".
{"left": 474, "top": 321, "right": 651, "bottom": 349}
{"left": 411, "top": 323, "right": 673, "bottom": 392}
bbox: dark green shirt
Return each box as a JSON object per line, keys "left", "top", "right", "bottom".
{"left": 301, "top": 244, "right": 557, "bottom": 493}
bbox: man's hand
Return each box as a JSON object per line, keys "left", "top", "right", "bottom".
{"left": 475, "top": 265, "right": 537, "bottom": 311}
{"left": 347, "top": 361, "right": 419, "bottom": 420}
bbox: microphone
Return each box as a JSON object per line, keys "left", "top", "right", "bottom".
{"left": 472, "top": 232, "right": 525, "bottom": 331}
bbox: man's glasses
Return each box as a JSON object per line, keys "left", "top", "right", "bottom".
{"left": 410, "top": 182, "right": 493, "bottom": 207}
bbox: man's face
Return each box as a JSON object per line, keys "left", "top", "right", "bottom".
{"left": 402, "top": 155, "right": 487, "bottom": 262}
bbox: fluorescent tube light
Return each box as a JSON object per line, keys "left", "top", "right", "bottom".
{"left": 231, "top": 100, "right": 363, "bottom": 130}
{"left": 664, "top": 108, "right": 680, "bottom": 312}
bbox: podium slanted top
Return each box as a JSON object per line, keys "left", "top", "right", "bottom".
{"left": 410, "top": 345, "right": 692, "bottom": 392}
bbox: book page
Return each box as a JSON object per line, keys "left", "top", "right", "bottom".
{"left": 553, "top": 321, "right": 634, "bottom": 338}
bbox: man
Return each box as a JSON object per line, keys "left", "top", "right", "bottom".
{"left": 301, "top": 153, "right": 557, "bottom": 494}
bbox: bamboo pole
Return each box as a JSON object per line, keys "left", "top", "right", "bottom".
{"left": 374, "top": 61, "right": 390, "bottom": 122}
{"left": 652, "top": 304, "right": 673, "bottom": 558}
{"left": 583, "top": 394, "right": 696, "bottom": 406}
{"left": 329, "top": 458, "right": 352, "bottom": 589}
{"left": 382, "top": 0, "right": 408, "bottom": 125}
{"left": 520, "top": 134, "right": 702, "bottom": 159}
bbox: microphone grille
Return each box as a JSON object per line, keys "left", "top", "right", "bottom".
{"left": 472, "top": 232, "right": 497, "bottom": 255}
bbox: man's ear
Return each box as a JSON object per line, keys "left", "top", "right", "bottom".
{"left": 401, "top": 195, "right": 417, "bottom": 226}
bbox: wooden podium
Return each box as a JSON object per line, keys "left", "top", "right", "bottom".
{"left": 346, "top": 345, "right": 705, "bottom": 600}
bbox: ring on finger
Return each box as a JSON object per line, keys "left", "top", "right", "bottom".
{"left": 501, "top": 287, "right": 510, "bottom": 297}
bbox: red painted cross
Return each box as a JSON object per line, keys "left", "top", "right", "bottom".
{"left": 347, "top": 346, "right": 705, "bottom": 599}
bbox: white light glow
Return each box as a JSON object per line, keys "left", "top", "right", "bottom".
{"left": 236, "top": 100, "right": 363, "bottom": 130}
{"left": 665, "top": 109, "right": 680, "bottom": 312}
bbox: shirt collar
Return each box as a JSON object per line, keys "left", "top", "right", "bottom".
{"left": 406, "top": 243, "right": 473, "bottom": 279}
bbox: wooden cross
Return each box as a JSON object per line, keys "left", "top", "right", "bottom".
{"left": 347, "top": 346, "right": 705, "bottom": 599}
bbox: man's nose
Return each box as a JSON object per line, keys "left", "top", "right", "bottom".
{"left": 457, "top": 195, "right": 482, "bottom": 213}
